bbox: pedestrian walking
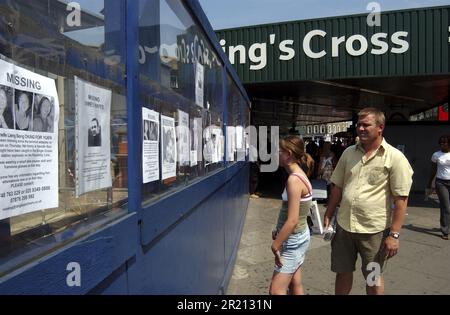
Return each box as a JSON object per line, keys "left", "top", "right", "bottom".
{"left": 427, "top": 135, "right": 450, "bottom": 240}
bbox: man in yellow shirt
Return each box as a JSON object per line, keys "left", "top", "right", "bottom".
{"left": 324, "top": 107, "right": 413, "bottom": 295}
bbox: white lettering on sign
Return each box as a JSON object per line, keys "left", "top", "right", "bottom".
{"left": 249, "top": 43, "right": 267, "bottom": 70}
{"left": 220, "top": 29, "right": 410, "bottom": 70}
{"left": 371, "top": 33, "right": 389, "bottom": 55}
{"left": 279, "top": 40, "right": 295, "bottom": 61}
{"left": 303, "top": 30, "right": 327, "bottom": 59}
{"left": 346, "top": 35, "right": 368, "bottom": 56}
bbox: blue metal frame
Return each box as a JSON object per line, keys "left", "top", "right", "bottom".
{"left": 126, "top": 0, "right": 142, "bottom": 214}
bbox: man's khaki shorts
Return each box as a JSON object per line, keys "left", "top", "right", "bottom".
{"left": 331, "top": 224, "right": 389, "bottom": 280}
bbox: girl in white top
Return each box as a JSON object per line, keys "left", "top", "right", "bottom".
{"left": 427, "top": 135, "right": 450, "bottom": 239}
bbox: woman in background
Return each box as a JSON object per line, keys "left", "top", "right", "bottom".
{"left": 427, "top": 135, "right": 450, "bottom": 240}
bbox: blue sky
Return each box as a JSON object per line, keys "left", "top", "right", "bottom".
{"left": 199, "top": 0, "right": 450, "bottom": 30}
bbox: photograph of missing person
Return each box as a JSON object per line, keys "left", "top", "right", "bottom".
{"left": 163, "top": 127, "right": 175, "bottom": 163}
{"left": 0, "top": 84, "right": 14, "bottom": 129}
{"left": 32, "top": 94, "right": 54, "bottom": 133}
{"left": 143, "top": 119, "right": 150, "bottom": 141}
{"left": 149, "top": 120, "right": 158, "bottom": 141}
{"left": 13, "top": 89, "right": 33, "bottom": 131}
{"left": 88, "top": 117, "right": 102, "bottom": 147}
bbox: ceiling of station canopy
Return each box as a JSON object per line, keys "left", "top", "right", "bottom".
{"left": 246, "top": 75, "right": 450, "bottom": 126}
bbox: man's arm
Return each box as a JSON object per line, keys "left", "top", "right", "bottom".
{"left": 382, "top": 196, "right": 408, "bottom": 258}
{"left": 323, "top": 184, "right": 342, "bottom": 229}
{"left": 391, "top": 196, "right": 408, "bottom": 233}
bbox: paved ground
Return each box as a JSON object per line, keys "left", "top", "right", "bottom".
{"left": 226, "top": 192, "right": 450, "bottom": 295}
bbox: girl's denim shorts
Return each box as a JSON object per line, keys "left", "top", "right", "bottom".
{"left": 274, "top": 229, "right": 310, "bottom": 274}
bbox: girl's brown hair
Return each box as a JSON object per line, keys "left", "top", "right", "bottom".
{"left": 280, "top": 135, "right": 308, "bottom": 167}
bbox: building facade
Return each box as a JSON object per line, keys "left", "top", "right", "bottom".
{"left": 0, "top": 0, "right": 250, "bottom": 294}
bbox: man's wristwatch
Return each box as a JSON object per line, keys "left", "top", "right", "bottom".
{"left": 389, "top": 231, "right": 400, "bottom": 239}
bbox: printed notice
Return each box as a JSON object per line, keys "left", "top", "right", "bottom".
{"left": 0, "top": 58, "right": 60, "bottom": 220}
{"left": 190, "top": 117, "right": 201, "bottom": 166}
{"left": 195, "top": 62, "right": 204, "bottom": 108}
{"left": 161, "top": 115, "right": 177, "bottom": 180}
{"left": 143, "top": 108, "right": 160, "bottom": 183}
{"left": 227, "top": 126, "right": 235, "bottom": 162}
{"left": 204, "top": 126, "right": 222, "bottom": 165}
{"left": 235, "top": 126, "right": 244, "bottom": 150}
{"left": 177, "top": 109, "right": 189, "bottom": 166}
{"left": 75, "top": 76, "right": 112, "bottom": 197}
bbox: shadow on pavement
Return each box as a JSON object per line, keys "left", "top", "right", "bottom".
{"left": 402, "top": 224, "right": 441, "bottom": 238}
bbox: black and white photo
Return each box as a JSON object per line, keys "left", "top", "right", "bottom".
{"left": 32, "top": 94, "right": 54, "bottom": 133}
{"left": 0, "top": 84, "right": 13, "bottom": 129}
{"left": 13, "top": 89, "right": 33, "bottom": 131}
{"left": 88, "top": 117, "right": 102, "bottom": 147}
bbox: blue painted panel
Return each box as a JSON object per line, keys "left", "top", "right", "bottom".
{"left": 0, "top": 214, "right": 138, "bottom": 295}
{"left": 138, "top": 191, "right": 226, "bottom": 294}
{"left": 224, "top": 166, "right": 248, "bottom": 262}
{"left": 141, "top": 162, "right": 246, "bottom": 246}
{"left": 88, "top": 264, "right": 129, "bottom": 295}
{"left": 126, "top": 163, "right": 248, "bottom": 294}
{"left": 221, "top": 165, "right": 249, "bottom": 293}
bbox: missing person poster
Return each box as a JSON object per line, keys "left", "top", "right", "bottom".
{"left": 190, "top": 117, "right": 201, "bottom": 167}
{"left": 204, "top": 126, "right": 222, "bottom": 165}
{"left": 227, "top": 126, "right": 235, "bottom": 162}
{"left": 161, "top": 115, "right": 177, "bottom": 180}
{"left": 75, "top": 76, "right": 112, "bottom": 197}
{"left": 143, "top": 108, "right": 160, "bottom": 183}
{"left": 235, "top": 125, "right": 245, "bottom": 161}
{"left": 0, "top": 58, "right": 60, "bottom": 220}
{"left": 177, "top": 110, "right": 189, "bottom": 166}
{"left": 195, "top": 62, "right": 204, "bottom": 108}
{"left": 235, "top": 126, "right": 244, "bottom": 150}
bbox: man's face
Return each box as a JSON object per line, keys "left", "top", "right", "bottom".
{"left": 356, "top": 114, "right": 383, "bottom": 145}
{"left": 91, "top": 120, "right": 99, "bottom": 135}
